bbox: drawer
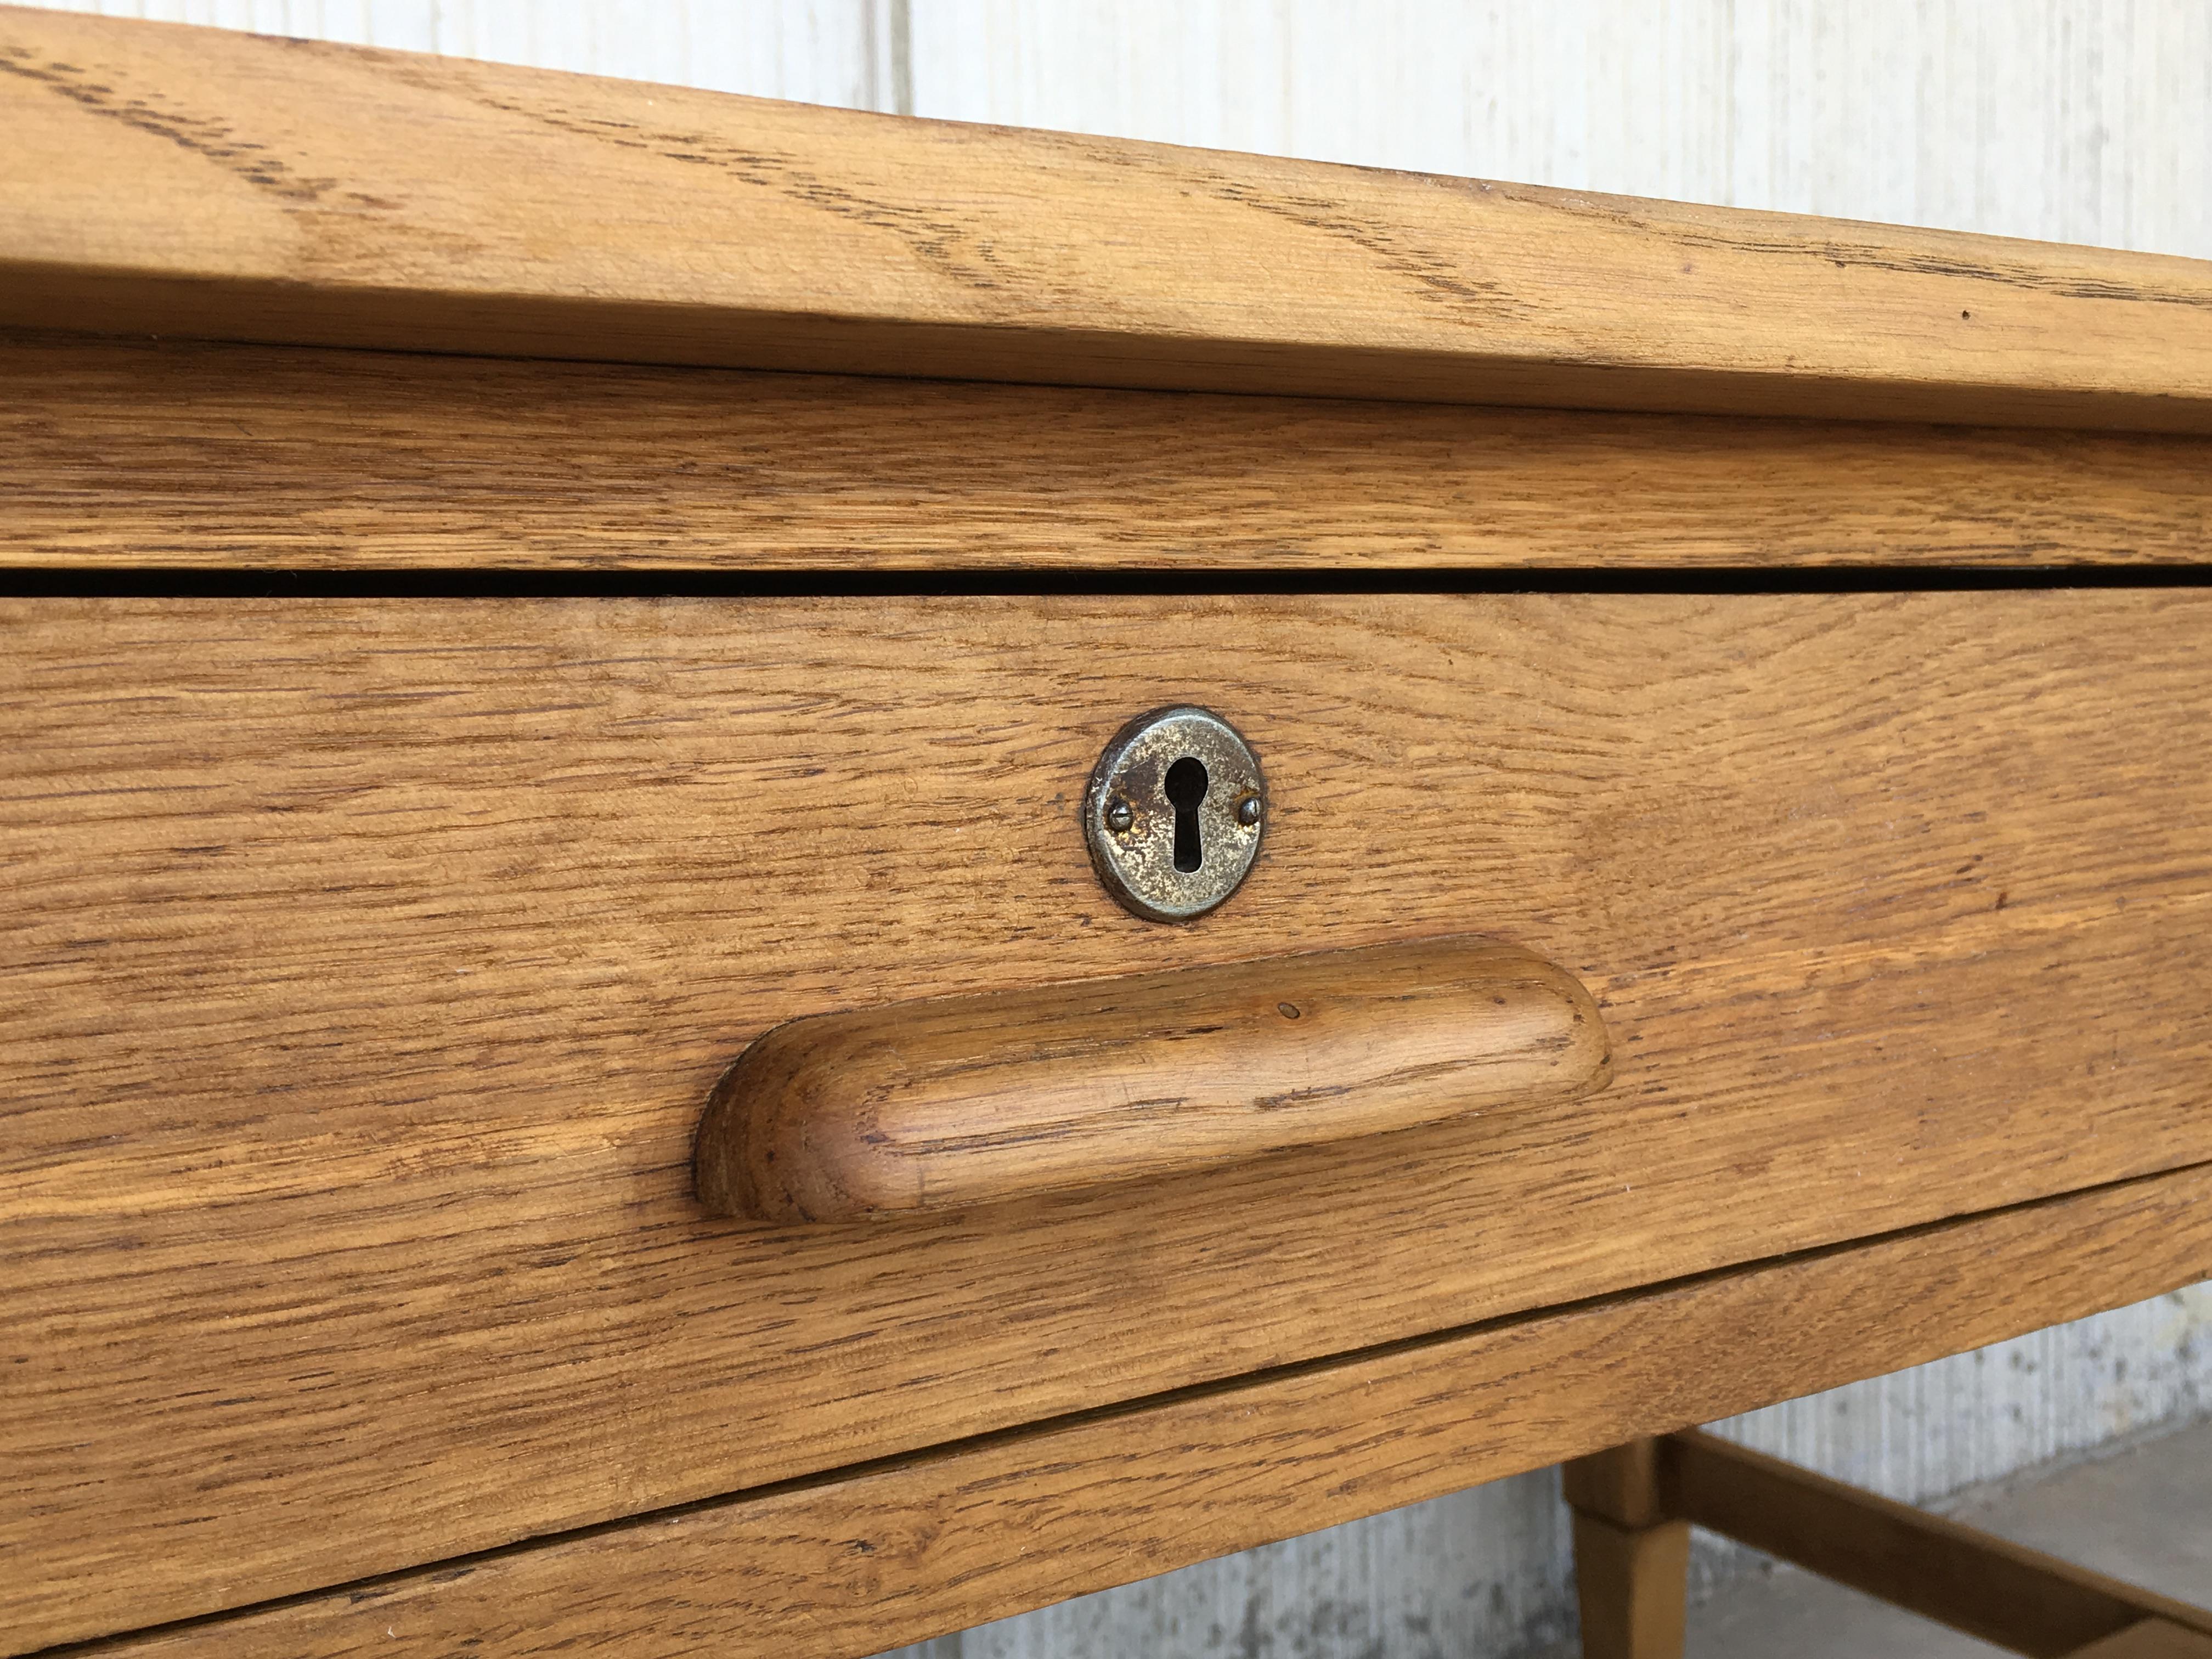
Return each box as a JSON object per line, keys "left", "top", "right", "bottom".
{"left": 8, "top": 590, "right": 2212, "bottom": 1650}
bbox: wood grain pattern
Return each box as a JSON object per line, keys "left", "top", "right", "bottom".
{"left": 1668, "top": 1430, "right": 2212, "bottom": 1657}
{"left": 8, "top": 332, "right": 2212, "bottom": 573}
{"left": 7, "top": 9, "right": 2212, "bottom": 428}
{"left": 697, "top": 936, "right": 1611, "bottom": 1221}
{"left": 86, "top": 1165, "right": 2212, "bottom": 1659}
{"left": 9, "top": 591, "right": 2212, "bottom": 1649}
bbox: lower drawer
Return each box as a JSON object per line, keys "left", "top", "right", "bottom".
{"left": 7, "top": 591, "right": 2211, "bottom": 1649}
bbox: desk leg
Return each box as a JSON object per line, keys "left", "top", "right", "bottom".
{"left": 1565, "top": 1439, "right": 1689, "bottom": 1659}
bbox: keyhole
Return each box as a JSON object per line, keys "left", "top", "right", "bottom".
{"left": 1165, "top": 755, "right": 1209, "bottom": 873}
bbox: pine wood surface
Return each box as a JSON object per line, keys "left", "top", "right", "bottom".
{"left": 697, "top": 936, "right": 1612, "bottom": 1221}
{"left": 7, "top": 333, "right": 2212, "bottom": 573}
{"left": 84, "top": 1166, "right": 2212, "bottom": 1659}
{"left": 7, "top": 9, "right": 2212, "bottom": 430}
{"left": 7, "top": 591, "right": 2212, "bottom": 1649}
{"left": 1667, "top": 1430, "right": 2212, "bottom": 1656}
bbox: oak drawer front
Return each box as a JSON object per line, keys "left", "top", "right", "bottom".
{"left": 7, "top": 591, "right": 2210, "bottom": 1649}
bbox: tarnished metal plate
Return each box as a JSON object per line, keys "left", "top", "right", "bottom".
{"left": 1084, "top": 706, "right": 1266, "bottom": 922}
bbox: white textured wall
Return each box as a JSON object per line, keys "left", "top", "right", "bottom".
{"left": 26, "top": 4, "right": 2212, "bottom": 1656}
{"left": 908, "top": 1, "right": 2212, "bottom": 259}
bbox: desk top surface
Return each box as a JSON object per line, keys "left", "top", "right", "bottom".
{"left": 7, "top": 3, "right": 2212, "bottom": 433}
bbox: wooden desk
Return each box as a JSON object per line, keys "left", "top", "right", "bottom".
{"left": 4, "top": 9, "right": 2210, "bottom": 1655}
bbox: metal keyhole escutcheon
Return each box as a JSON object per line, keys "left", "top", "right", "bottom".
{"left": 1085, "top": 707, "right": 1266, "bottom": 922}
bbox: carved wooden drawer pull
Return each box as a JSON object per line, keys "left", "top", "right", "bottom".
{"left": 695, "top": 935, "right": 1611, "bottom": 1222}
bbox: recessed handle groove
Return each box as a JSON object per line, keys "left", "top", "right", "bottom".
{"left": 695, "top": 934, "right": 1611, "bottom": 1223}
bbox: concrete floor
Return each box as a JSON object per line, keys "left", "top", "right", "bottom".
{"left": 1549, "top": 1417, "right": 2212, "bottom": 1658}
